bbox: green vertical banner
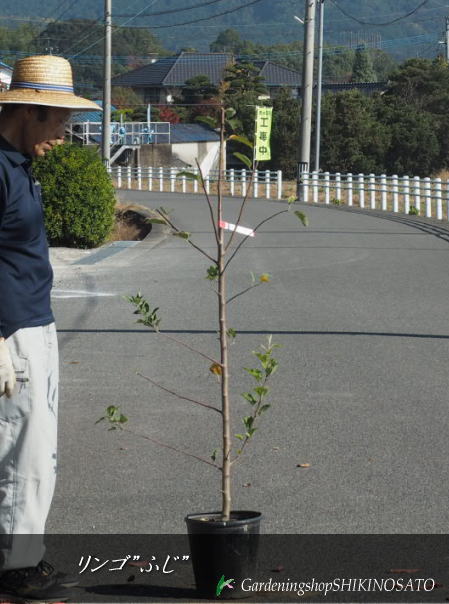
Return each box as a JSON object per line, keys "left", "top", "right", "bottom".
{"left": 255, "top": 106, "right": 273, "bottom": 162}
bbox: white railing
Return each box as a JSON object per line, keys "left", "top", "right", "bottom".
{"left": 110, "top": 166, "right": 283, "bottom": 200}
{"left": 68, "top": 121, "right": 171, "bottom": 146}
{"left": 298, "top": 171, "right": 449, "bottom": 220}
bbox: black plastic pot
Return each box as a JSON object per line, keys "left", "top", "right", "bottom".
{"left": 185, "top": 511, "right": 262, "bottom": 599}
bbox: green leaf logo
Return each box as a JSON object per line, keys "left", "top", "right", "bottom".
{"left": 216, "top": 574, "right": 235, "bottom": 596}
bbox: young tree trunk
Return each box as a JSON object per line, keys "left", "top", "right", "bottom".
{"left": 218, "top": 107, "right": 231, "bottom": 521}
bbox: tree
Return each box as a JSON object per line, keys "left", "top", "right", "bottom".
{"left": 111, "top": 86, "right": 144, "bottom": 110}
{"left": 352, "top": 46, "right": 377, "bottom": 83}
{"left": 210, "top": 29, "right": 242, "bottom": 52}
{"left": 320, "top": 90, "right": 388, "bottom": 174}
{"left": 222, "top": 62, "right": 269, "bottom": 142}
{"left": 181, "top": 75, "right": 218, "bottom": 105}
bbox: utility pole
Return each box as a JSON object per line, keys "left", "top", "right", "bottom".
{"left": 314, "top": 0, "right": 324, "bottom": 172}
{"left": 297, "top": 0, "right": 316, "bottom": 198}
{"left": 102, "top": 0, "right": 112, "bottom": 169}
{"left": 446, "top": 16, "right": 449, "bottom": 62}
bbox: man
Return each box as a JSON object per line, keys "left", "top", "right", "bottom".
{"left": 0, "top": 54, "right": 100, "bottom": 602}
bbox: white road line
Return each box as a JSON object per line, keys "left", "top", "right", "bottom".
{"left": 52, "top": 289, "right": 116, "bottom": 299}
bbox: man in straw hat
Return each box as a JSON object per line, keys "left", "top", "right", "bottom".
{"left": 0, "top": 55, "right": 100, "bottom": 602}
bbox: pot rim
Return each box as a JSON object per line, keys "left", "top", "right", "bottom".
{"left": 185, "top": 510, "right": 262, "bottom": 528}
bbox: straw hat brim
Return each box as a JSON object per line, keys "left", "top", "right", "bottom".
{"left": 0, "top": 88, "right": 101, "bottom": 111}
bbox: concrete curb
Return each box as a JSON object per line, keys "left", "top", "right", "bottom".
{"left": 50, "top": 208, "right": 171, "bottom": 269}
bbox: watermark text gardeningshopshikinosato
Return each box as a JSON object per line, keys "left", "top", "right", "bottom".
{"left": 240, "top": 577, "right": 435, "bottom": 597}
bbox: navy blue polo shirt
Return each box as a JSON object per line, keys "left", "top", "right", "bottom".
{"left": 0, "top": 135, "right": 54, "bottom": 339}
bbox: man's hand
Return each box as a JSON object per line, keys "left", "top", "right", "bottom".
{"left": 0, "top": 338, "right": 16, "bottom": 398}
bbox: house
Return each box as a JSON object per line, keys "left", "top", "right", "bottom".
{"left": 111, "top": 52, "right": 302, "bottom": 102}
{"left": 0, "top": 60, "right": 13, "bottom": 91}
{"left": 112, "top": 52, "right": 388, "bottom": 103}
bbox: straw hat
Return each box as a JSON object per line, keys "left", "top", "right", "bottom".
{"left": 0, "top": 55, "right": 101, "bottom": 111}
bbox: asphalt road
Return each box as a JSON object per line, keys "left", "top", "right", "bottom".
{"left": 47, "top": 191, "right": 449, "bottom": 535}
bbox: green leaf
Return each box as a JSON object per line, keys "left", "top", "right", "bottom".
{"left": 243, "top": 416, "right": 254, "bottom": 429}
{"left": 228, "top": 134, "right": 253, "bottom": 149}
{"left": 294, "top": 211, "right": 309, "bottom": 227}
{"left": 206, "top": 265, "right": 219, "bottom": 280}
{"left": 254, "top": 386, "right": 268, "bottom": 397}
{"left": 195, "top": 115, "right": 217, "bottom": 129}
{"left": 259, "top": 404, "right": 271, "bottom": 414}
{"left": 225, "top": 107, "right": 236, "bottom": 119}
{"left": 235, "top": 434, "right": 245, "bottom": 441}
{"left": 265, "top": 360, "right": 279, "bottom": 377}
{"left": 233, "top": 152, "right": 252, "bottom": 170}
{"left": 173, "top": 231, "right": 191, "bottom": 239}
{"left": 227, "top": 118, "right": 241, "bottom": 132}
{"left": 147, "top": 218, "right": 168, "bottom": 224}
{"left": 227, "top": 328, "right": 237, "bottom": 339}
{"left": 287, "top": 195, "right": 297, "bottom": 205}
{"left": 244, "top": 367, "right": 263, "bottom": 381}
{"left": 247, "top": 427, "right": 257, "bottom": 438}
{"left": 177, "top": 171, "right": 200, "bottom": 181}
{"left": 242, "top": 392, "right": 257, "bottom": 405}
{"left": 211, "top": 448, "right": 218, "bottom": 461}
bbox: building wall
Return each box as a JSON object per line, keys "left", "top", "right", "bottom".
{"left": 138, "top": 144, "right": 173, "bottom": 166}
{"left": 172, "top": 141, "right": 220, "bottom": 172}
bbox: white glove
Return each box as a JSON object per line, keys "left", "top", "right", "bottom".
{"left": 0, "top": 339, "right": 16, "bottom": 398}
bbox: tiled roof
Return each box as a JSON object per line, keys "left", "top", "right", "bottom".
{"left": 113, "top": 53, "right": 300, "bottom": 89}
{"left": 112, "top": 57, "right": 177, "bottom": 87}
{"left": 171, "top": 123, "right": 219, "bottom": 143}
{"left": 163, "top": 53, "right": 232, "bottom": 86}
{"left": 252, "top": 60, "right": 301, "bottom": 86}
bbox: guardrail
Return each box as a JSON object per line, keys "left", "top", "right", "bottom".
{"left": 299, "top": 171, "right": 449, "bottom": 220}
{"left": 110, "top": 166, "right": 283, "bottom": 200}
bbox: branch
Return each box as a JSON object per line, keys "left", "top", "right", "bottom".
{"left": 157, "top": 330, "right": 220, "bottom": 365}
{"left": 225, "top": 165, "right": 257, "bottom": 252}
{"left": 226, "top": 282, "right": 261, "bottom": 305}
{"left": 123, "top": 427, "right": 221, "bottom": 471}
{"left": 137, "top": 372, "right": 222, "bottom": 414}
{"left": 195, "top": 159, "right": 219, "bottom": 244}
{"left": 224, "top": 209, "right": 289, "bottom": 271}
{"left": 156, "top": 209, "right": 217, "bottom": 264}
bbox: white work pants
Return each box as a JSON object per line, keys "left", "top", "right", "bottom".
{"left": 0, "top": 323, "right": 58, "bottom": 570}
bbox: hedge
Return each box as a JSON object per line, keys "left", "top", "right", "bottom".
{"left": 33, "top": 143, "right": 116, "bottom": 248}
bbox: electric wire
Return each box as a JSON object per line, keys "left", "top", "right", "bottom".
{"left": 113, "top": 0, "right": 266, "bottom": 29}
{"left": 330, "top": 0, "right": 431, "bottom": 27}
{"left": 70, "top": 0, "right": 161, "bottom": 58}
{"left": 115, "top": 0, "right": 229, "bottom": 19}
{"left": 29, "top": 0, "right": 80, "bottom": 51}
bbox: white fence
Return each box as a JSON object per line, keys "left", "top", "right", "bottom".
{"left": 299, "top": 171, "right": 449, "bottom": 221}
{"left": 110, "top": 166, "right": 449, "bottom": 221}
{"left": 110, "top": 166, "right": 283, "bottom": 200}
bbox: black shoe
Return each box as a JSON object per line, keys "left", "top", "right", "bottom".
{"left": 0, "top": 565, "right": 71, "bottom": 601}
{"left": 36, "top": 559, "right": 79, "bottom": 589}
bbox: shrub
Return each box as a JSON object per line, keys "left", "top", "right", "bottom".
{"left": 33, "top": 143, "right": 116, "bottom": 248}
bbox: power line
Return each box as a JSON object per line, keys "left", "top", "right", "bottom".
{"left": 70, "top": 0, "right": 161, "bottom": 58}
{"left": 113, "top": 0, "right": 266, "bottom": 29}
{"left": 64, "top": 18, "right": 103, "bottom": 55}
{"left": 30, "top": 0, "right": 80, "bottom": 50}
{"left": 330, "top": 0, "right": 431, "bottom": 27}
{"left": 115, "top": 0, "right": 228, "bottom": 18}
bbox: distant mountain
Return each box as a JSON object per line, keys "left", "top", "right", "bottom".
{"left": 1, "top": 0, "right": 446, "bottom": 58}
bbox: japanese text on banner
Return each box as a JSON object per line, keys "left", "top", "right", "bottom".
{"left": 255, "top": 106, "right": 273, "bottom": 162}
